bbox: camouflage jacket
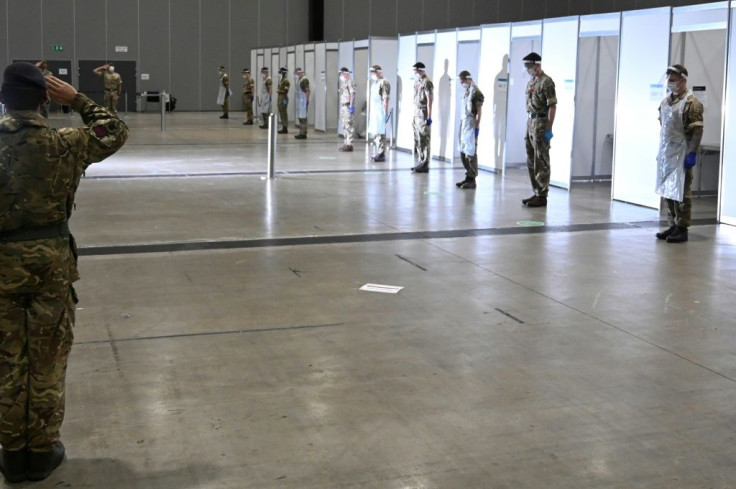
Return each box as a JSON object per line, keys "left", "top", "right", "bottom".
{"left": 243, "top": 76, "right": 255, "bottom": 94}
{"left": 526, "top": 71, "right": 557, "bottom": 114}
{"left": 98, "top": 70, "right": 122, "bottom": 92}
{"left": 0, "top": 94, "right": 129, "bottom": 293}
{"left": 277, "top": 78, "right": 290, "bottom": 96}
{"left": 414, "top": 76, "right": 433, "bottom": 108}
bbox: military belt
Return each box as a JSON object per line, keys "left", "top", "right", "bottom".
{"left": 529, "top": 113, "right": 548, "bottom": 119}
{"left": 0, "top": 221, "right": 70, "bottom": 242}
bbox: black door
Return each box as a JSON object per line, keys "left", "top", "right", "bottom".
{"left": 78, "top": 60, "right": 137, "bottom": 112}
{"left": 13, "top": 59, "right": 72, "bottom": 113}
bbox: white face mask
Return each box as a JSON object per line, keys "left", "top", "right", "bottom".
{"left": 108, "top": 67, "right": 115, "bottom": 73}
{"left": 371, "top": 74, "right": 378, "bottom": 81}
{"left": 667, "top": 81, "right": 680, "bottom": 94}
{"left": 526, "top": 67, "right": 536, "bottom": 76}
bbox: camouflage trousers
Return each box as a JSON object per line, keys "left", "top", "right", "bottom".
{"left": 666, "top": 167, "right": 693, "bottom": 228}
{"left": 298, "top": 118, "right": 308, "bottom": 136}
{"left": 243, "top": 94, "right": 254, "bottom": 122}
{"left": 341, "top": 105, "right": 354, "bottom": 146}
{"left": 373, "top": 134, "right": 387, "bottom": 156}
{"left": 461, "top": 151, "right": 478, "bottom": 179}
{"left": 104, "top": 91, "right": 119, "bottom": 115}
{"left": 0, "top": 287, "right": 75, "bottom": 452}
{"left": 413, "top": 109, "right": 431, "bottom": 164}
{"left": 221, "top": 94, "right": 229, "bottom": 115}
{"left": 525, "top": 117, "right": 551, "bottom": 197}
{"left": 277, "top": 96, "right": 288, "bottom": 128}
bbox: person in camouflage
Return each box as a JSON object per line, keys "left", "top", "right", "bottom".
{"left": 276, "top": 67, "right": 290, "bottom": 134}
{"left": 92, "top": 63, "right": 123, "bottom": 114}
{"left": 455, "top": 70, "right": 484, "bottom": 189}
{"left": 259, "top": 67, "right": 273, "bottom": 129}
{"left": 242, "top": 69, "right": 255, "bottom": 125}
{"left": 0, "top": 62, "right": 128, "bottom": 483}
{"left": 338, "top": 67, "right": 356, "bottom": 152}
{"left": 34, "top": 61, "right": 51, "bottom": 118}
{"left": 522, "top": 52, "right": 556, "bottom": 208}
{"left": 654, "top": 64, "right": 704, "bottom": 244}
{"left": 411, "top": 62, "right": 433, "bottom": 173}
{"left": 294, "top": 68, "right": 310, "bottom": 139}
{"left": 217, "top": 65, "right": 230, "bottom": 119}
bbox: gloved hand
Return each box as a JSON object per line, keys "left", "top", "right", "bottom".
{"left": 684, "top": 152, "right": 697, "bottom": 169}
{"left": 544, "top": 129, "right": 554, "bottom": 142}
{"left": 281, "top": 99, "right": 288, "bottom": 107}
{"left": 349, "top": 106, "right": 354, "bottom": 114}
{"left": 474, "top": 128, "right": 480, "bottom": 138}
{"left": 427, "top": 118, "right": 433, "bottom": 126}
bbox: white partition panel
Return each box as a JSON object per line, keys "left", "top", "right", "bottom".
{"left": 287, "top": 49, "right": 296, "bottom": 124}
{"left": 369, "top": 38, "right": 399, "bottom": 142}
{"left": 612, "top": 8, "right": 671, "bottom": 208}
{"left": 305, "top": 47, "right": 316, "bottom": 125}
{"left": 719, "top": 4, "right": 736, "bottom": 224}
{"left": 432, "top": 30, "right": 458, "bottom": 161}
{"left": 542, "top": 16, "right": 580, "bottom": 190}
{"left": 354, "top": 47, "right": 369, "bottom": 138}
{"left": 397, "top": 34, "right": 417, "bottom": 151}
{"left": 455, "top": 36, "right": 481, "bottom": 158}
{"left": 478, "top": 24, "right": 511, "bottom": 173}
{"left": 315, "top": 43, "right": 326, "bottom": 131}
{"left": 325, "top": 44, "right": 339, "bottom": 131}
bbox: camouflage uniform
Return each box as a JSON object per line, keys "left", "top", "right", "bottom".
{"left": 296, "top": 76, "right": 310, "bottom": 137}
{"left": 413, "top": 75, "right": 433, "bottom": 165}
{"left": 96, "top": 70, "right": 122, "bottom": 114}
{"left": 38, "top": 67, "right": 52, "bottom": 119}
{"left": 370, "top": 78, "right": 390, "bottom": 155}
{"left": 660, "top": 92, "right": 704, "bottom": 228}
{"left": 0, "top": 94, "right": 128, "bottom": 452}
{"left": 220, "top": 72, "right": 230, "bottom": 115}
{"left": 459, "top": 84, "right": 484, "bottom": 179}
{"left": 243, "top": 76, "right": 255, "bottom": 123}
{"left": 277, "top": 77, "right": 290, "bottom": 130}
{"left": 340, "top": 78, "right": 356, "bottom": 146}
{"left": 260, "top": 76, "right": 273, "bottom": 127}
{"left": 525, "top": 71, "right": 557, "bottom": 197}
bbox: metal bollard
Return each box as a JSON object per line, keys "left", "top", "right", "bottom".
{"left": 160, "top": 91, "right": 166, "bottom": 132}
{"left": 266, "top": 113, "right": 276, "bottom": 179}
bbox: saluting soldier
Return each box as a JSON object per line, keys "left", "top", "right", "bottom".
{"left": 242, "top": 69, "right": 255, "bottom": 125}
{"left": 92, "top": 63, "right": 123, "bottom": 114}
{"left": 34, "top": 61, "right": 52, "bottom": 118}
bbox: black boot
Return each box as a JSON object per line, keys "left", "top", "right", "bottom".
{"left": 0, "top": 448, "right": 27, "bottom": 483}
{"left": 522, "top": 194, "right": 536, "bottom": 205}
{"left": 656, "top": 225, "right": 677, "bottom": 240}
{"left": 219, "top": 114, "right": 228, "bottom": 119}
{"left": 456, "top": 177, "right": 469, "bottom": 188}
{"left": 27, "top": 442, "right": 65, "bottom": 481}
{"left": 278, "top": 127, "right": 288, "bottom": 134}
{"left": 412, "top": 163, "right": 429, "bottom": 173}
{"left": 526, "top": 195, "right": 548, "bottom": 207}
{"left": 666, "top": 226, "right": 688, "bottom": 243}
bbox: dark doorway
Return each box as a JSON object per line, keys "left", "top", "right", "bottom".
{"left": 13, "top": 59, "right": 72, "bottom": 113}
{"left": 78, "top": 60, "right": 137, "bottom": 113}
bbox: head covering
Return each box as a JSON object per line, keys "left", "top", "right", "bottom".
{"left": 219, "top": 65, "right": 225, "bottom": 70}
{"left": 242, "top": 68, "right": 250, "bottom": 74}
{"left": 339, "top": 67, "right": 350, "bottom": 73}
{"left": 370, "top": 65, "right": 382, "bottom": 73}
{"left": 523, "top": 52, "right": 542, "bottom": 64}
{"left": 279, "top": 67, "right": 288, "bottom": 74}
{"left": 413, "top": 62, "right": 426, "bottom": 70}
{"left": 666, "top": 64, "right": 688, "bottom": 78}
{"left": 261, "top": 67, "right": 269, "bottom": 72}
{"left": 458, "top": 70, "right": 472, "bottom": 80}
{"left": 2, "top": 62, "right": 47, "bottom": 92}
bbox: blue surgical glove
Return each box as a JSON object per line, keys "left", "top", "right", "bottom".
{"left": 474, "top": 128, "right": 479, "bottom": 138}
{"left": 544, "top": 129, "right": 554, "bottom": 142}
{"left": 349, "top": 106, "right": 354, "bottom": 114}
{"left": 427, "top": 118, "right": 433, "bottom": 126}
{"left": 684, "top": 152, "right": 697, "bottom": 168}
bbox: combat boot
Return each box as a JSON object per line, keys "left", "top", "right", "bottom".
{"left": 278, "top": 128, "right": 288, "bottom": 134}
{"left": 219, "top": 114, "right": 228, "bottom": 119}
{"left": 456, "top": 177, "right": 469, "bottom": 187}
{"left": 666, "top": 226, "right": 688, "bottom": 243}
{"left": 372, "top": 153, "right": 386, "bottom": 162}
{"left": 339, "top": 145, "right": 353, "bottom": 152}
{"left": 0, "top": 448, "right": 27, "bottom": 483}
{"left": 656, "top": 225, "right": 676, "bottom": 240}
{"left": 460, "top": 178, "right": 476, "bottom": 189}
{"left": 27, "top": 442, "right": 65, "bottom": 481}
{"left": 243, "top": 121, "right": 253, "bottom": 125}
{"left": 526, "top": 195, "right": 547, "bottom": 207}
{"left": 294, "top": 134, "right": 307, "bottom": 139}
{"left": 522, "top": 194, "right": 536, "bottom": 205}
{"left": 412, "top": 163, "right": 429, "bottom": 173}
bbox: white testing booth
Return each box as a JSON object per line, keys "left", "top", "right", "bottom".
{"left": 366, "top": 37, "right": 399, "bottom": 147}
{"left": 396, "top": 32, "right": 436, "bottom": 154}
{"left": 432, "top": 29, "right": 458, "bottom": 162}
{"left": 720, "top": 2, "right": 736, "bottom": 224}
{"left": 453, "top": 28, "right": 482, "bottom": 161}
{"left": 313, "top": 42, "right": 339, "bottom": 132}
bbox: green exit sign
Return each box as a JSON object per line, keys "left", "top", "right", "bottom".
{"left": 51, "top": 45, "right": 64, "bottom": 52}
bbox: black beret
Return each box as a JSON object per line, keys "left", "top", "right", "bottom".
{"left": 2, "top": 62, "right": 47, "bottom": 91}
{"left": 458, "top": 70, "right": 472, "bottom": 80}
{"left": 523, "top": 52, "right": 542, "bottom": 63}
{"left": 413, "top": 62, "right": 426, "bottom": 70}
{"left": 339, "top": 66, "right": 350, "bottom": 73}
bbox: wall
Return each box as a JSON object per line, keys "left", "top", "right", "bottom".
{"left": 0, "top": 0, "right": 309, "bottom": 111}
{"left": 324, "top": 0, "right": 717, "bottom": 40}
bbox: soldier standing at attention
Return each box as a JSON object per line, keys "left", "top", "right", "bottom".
{"left": 34, "top": 61, "right": 51, "bottom": 118}
{"left": 655, "top": 64, "right": 703, "bottom": 244}
{"left": 217, "top": 65, "right": 230, "bottom": 119}
{"left": 0, "top": 62, "right": 128, "bottom": 483}
{"left": 259, "top": 67, "right": 273, "bottom": 129}
{"left": 338, "top": 67, "right": 356, "bottom": 152}
{"left": 367, "top": 65, "right": 390, "bottom": 162}
{"left": 294, "top": 68, "right": 311, "bottom": 140}
{"left": 522, "top": 52, "right": 556, "bottom": 208}
{"left": 455, "top": 70, "right": 484, "bottom": 189}
{"left": 276, "top": 67, "right": 290, "bottom": 134}
{"left": 411, "top": 62, "right": 433, "bottom": 173}
{"left": 92, "top": 63, "right": 122, "bottom": 114}
{"left": 242, "top": 69, "right": 255, "bottom": 125}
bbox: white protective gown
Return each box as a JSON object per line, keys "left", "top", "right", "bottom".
{"left": 655, "top": 92, "right": 690, "bottom": 202}
{"left": 367, "top": 79, "right": 388, "bottom": 136}
{"left": 296, "top": 77, "right": 309, "bottom": 119}
{"left": 458, "top": 84, "right": 478, "bottom": 156}
{"left": 259, "top": 77, "right": 272, "bottom": 114}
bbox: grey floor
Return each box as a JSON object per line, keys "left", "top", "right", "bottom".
{"left": 15, "top": 111, "right": 735, "bottom": 488}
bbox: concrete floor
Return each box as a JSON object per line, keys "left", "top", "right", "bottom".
{"left": 15, "top": 111, "right": 735, "bottom": 488}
